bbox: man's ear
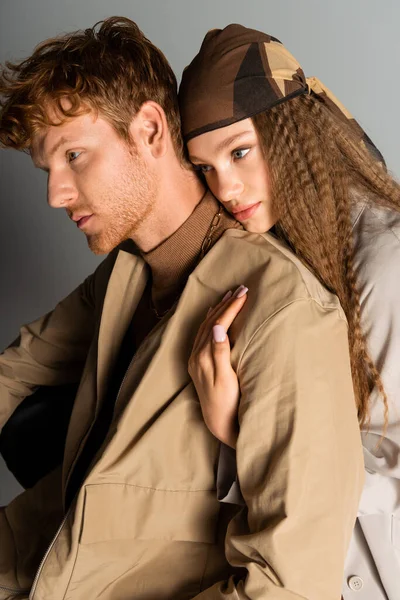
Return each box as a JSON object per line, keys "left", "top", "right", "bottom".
{"left": 130, "top": 101, "right": 168, "bottom": 158}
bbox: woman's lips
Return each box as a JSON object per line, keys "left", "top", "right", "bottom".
{"left": 232, "top": 202, "right": 261, "bottom": 222}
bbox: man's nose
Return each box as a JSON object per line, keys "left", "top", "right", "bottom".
{"left": 47, "top": 171, "right": 77, "bottom": 209}
{"left": 215, "top": 173, "right": 244, "bottom": 204}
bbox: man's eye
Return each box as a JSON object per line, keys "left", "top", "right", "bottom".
{"left": 67, "top": 151, "right": 81, "bottom": 163}
{"left": 232, "top": 148, "right": 250, "bottom": 160}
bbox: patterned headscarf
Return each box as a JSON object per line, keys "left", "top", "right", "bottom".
{"left": 179, "top": 24, "right": 383, "bottom": 162}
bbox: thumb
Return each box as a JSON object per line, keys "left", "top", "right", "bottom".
{"left": 212, "top": 325, "right": 232, "bottom": 374}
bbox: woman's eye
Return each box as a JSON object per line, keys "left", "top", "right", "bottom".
{"left": 67, "top": 151, "right": 81, "bottom": 163}
{"left": 193, "top": 164, "right": 213, "bottom": 174}
{"left": 232, "top": 148, "right": 250, "bottom": 160}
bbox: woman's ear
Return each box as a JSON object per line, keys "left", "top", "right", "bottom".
{"left": 129, "top": 101, "right": 168, "bottom": 158}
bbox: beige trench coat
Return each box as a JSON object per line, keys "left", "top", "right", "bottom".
{"left": 214, "top": 203, "right": 400, "bottom": 599}
{"left": 0, "top": 227, "right": 364, "bottom": 600}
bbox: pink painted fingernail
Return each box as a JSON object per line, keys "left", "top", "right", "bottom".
{"left": 233, "top": 285, "right": 248, "bottom": 299}
{"left": 222, "top": 290, "right": 233, "bottom": 302}
{"left": 213, "top": 325, "right": 226, "bottom": 343}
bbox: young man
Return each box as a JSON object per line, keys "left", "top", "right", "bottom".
{"left": 0, "top": 17, "right": 363, "bottom": 600}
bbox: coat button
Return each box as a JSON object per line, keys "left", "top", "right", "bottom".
{"left": 348, "top": 576, "right": 364, "bottom": 591}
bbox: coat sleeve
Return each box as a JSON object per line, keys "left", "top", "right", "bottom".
{"left": 354, "top": 214, "right": 400, "bottom": 516}
{"left": 194, "top": 298, "right": 364, "bottom": 600}
{"left": 0, "top": 252, "right": 117, "bottom": 433}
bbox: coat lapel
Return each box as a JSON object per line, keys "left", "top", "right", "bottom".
{"left": 63, "top": 250, "right": 148, "bottom": 491}
{"left": 110, "top": 232, "right": 246, "bottom": 445}
{"left": 96, "top": 249, "right": 148, "bottom": 411}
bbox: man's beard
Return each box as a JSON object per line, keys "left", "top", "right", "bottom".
{"left": 87, "top": 154, "right": 157, "bottom": 255}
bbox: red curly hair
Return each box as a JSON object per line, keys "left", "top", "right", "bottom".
{"left": 0, "top": 16, "right": 185, "bottom": 162}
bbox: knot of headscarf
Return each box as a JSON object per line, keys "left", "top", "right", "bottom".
{"left": 179, "top": 24, "right": 383, "bottom": 163}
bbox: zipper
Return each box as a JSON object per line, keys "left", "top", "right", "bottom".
{"left": 28, "top": 510, "right": 70, "bottom": 599}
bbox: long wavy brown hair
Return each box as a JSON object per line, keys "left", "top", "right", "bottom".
{"left": 252, "top": 93, "right": 400, "bottom": 431}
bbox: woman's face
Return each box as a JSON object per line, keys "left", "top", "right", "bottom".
{"left": 187, "top": 118, "right": 276, "bottom": 233}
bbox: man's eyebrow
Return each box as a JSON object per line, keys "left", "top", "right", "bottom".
{"left": 32, "top": 136, "right": 75, "bottom": 168}
{"left": 189, "top": 130, "right": 254, "bottom": 163}
{"left": 48, "top": 136, "right": 74, "bottom": 158}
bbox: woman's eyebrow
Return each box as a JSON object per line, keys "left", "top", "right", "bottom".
{"left": 215, "top": 131, "right": 254, "bottom": 153}
{"left": 190, "top": 130, "right": 254, "bottom": 162}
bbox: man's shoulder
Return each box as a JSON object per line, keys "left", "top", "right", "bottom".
{"left": 207, "top": 229, "right": 343, "bottom": 315}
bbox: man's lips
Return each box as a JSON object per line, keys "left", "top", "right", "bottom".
{"left": 72, "top": 215, "right": 93, "bottom": 229}
{"left": 231, "top": 202, "right": 261, "bottom": 222}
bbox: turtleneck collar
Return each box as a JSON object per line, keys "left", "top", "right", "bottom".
{"left": 141, "top": 190, "right": 242, "bottom": 312}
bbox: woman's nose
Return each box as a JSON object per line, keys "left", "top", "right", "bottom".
{"left": 214, "top": 173, "right": 244, "bottom": 204}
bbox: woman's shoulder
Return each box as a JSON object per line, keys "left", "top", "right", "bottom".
{"left": 352, "top": 198, "right": 400, "bottom": 248}
{"left": 351, "top": 199, "right": 400, "bottom": 281}
{"left": 223, "top": 228, "right": 344, "bottom": 312}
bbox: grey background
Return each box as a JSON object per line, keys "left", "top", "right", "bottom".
{"left": 0, "top": 0, "right": 399, "bottom": 503}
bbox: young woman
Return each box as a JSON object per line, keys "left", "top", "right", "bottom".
{"left": 179, "top": 24, "right": 400, "bottom": 600}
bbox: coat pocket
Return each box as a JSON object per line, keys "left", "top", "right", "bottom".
{"left": 80, "top": 483, "right": 219, "bottom": 545}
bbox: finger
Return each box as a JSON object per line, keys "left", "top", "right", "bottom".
{"left": 200, "top": 285, "right": 247, "bottom": 345}
{"left": 212, "top": 289, "right": 248, "bottom": 332}
{"left": 211, "top": 285, "right": 247, "bottom": 319}
{"left": 192, "top": 305, "right": 215, "bottom": 355}
{"left": 193, "top": 289, "right": 234, "bottom": 353}
{"left": 212, "top": 324, "right": 228, "bottom": 343}
{"left": 221, "top": 289, "right": 234, "bottom": 303}
{"left": 204, "top": 289, "right": 233, "bottom": 322}
{"left": 193, "top": 286, "right": 246, "bottom": 354}
{"left": 211, "top": 326, "right": 233, "bottom": 380}
{"left": 192, "top": 311, "right": 214, "bottom": 355}
{"left": 196, "top": 286, "right": 248, "bottom": 350}
{"left": 189, "top": 333, "right": 215, "bottom": 380}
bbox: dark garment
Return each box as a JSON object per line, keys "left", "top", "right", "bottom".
{"left": 0, "top": 383, "right": 77, "bottom": 488}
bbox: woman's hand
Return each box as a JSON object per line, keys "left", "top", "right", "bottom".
{"left": 188, "top": 285, "right": 248, "bottom": 449}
